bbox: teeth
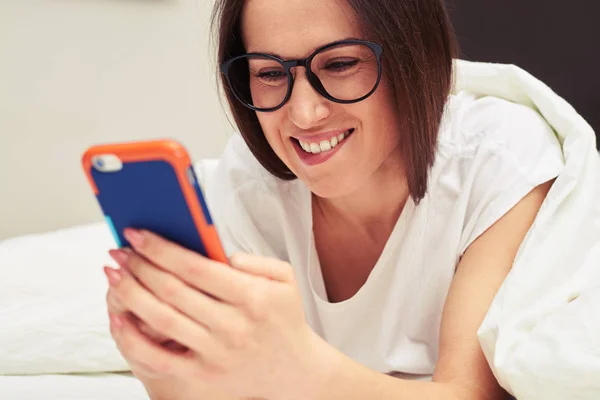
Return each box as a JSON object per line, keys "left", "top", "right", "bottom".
{"left": 298, "top": 130, "right": 351, "bottom": 154}
{"left": 319, "top": 140, "right": 331, "bottom": 152}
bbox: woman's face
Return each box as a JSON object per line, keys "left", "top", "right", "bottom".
{"left": 241, "top": 0, "right": 404, "bottom": 199}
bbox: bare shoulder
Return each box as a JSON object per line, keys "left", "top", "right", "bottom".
{"left": 432, "top": 179, "right": 554, "bottom": 399}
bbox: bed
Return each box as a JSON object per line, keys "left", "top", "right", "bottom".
{"left": 0, "top": 221, "right": 145, "bottom": 399}
{"left": 0, "top": 373, "right": 148, "bottom": 400}
{"left": 0, "top": 160, "right": 219, "bottom": 399}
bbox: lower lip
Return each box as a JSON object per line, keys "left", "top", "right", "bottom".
{"left": 292, "top": 132, "right": 352, "bottom": 166}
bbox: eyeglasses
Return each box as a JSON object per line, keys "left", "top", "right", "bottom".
{"left": 220, "top": 39, "right": 384, "bottom": 112}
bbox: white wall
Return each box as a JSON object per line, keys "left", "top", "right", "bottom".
{"left": 0, "top": 0, "right": 234, "bottom": 240}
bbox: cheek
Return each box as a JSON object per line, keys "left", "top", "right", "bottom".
{"left": 359, "top": 83, "right": 403, "bottom": 148}
{"left": 256, "top": 113, "right": 289, "bottom": 158}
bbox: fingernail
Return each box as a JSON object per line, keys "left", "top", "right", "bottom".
{"left": 103, "top": 266, "right": 122, "bottom": 285}
{"left": 110, "top": 314, "right": 124, "bottom": 330}
{"left": 124, "top": 229, "right": 144, "bottom": 248}
{"left": 109, "top": 249, "right": 130, "bottom": 265}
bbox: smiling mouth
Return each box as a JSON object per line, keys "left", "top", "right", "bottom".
{"left": 292, "top": 128, "right": 355, "bottom": 154}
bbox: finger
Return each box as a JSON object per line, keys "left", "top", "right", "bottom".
{"left": 106, "top": 307, "right": 183, "bottom": 375}
{"left": 123, "top": 250, "right": 246, "bottom": 335}
{"left": 107, "top": 291, "right": 126, "bottom": 317}
{"left": 229, "top": 253, "right": 293, "bottom": 282}
{"left": 107, "top": 296, "right": 172, "bottom": 345}
{"left": 116, "top": 230, "right": 255, "bottom": 306}
{"left": 109, "top": 265, "right": 222, "bottom": 356}
{"left": 110, "top": 314, "right": 198, "bottom": 378}
{"left": 134, "top": 315, "right": 172, "bottom": 344}
{"left": 109, "top": 313, "right": 162, "bottom": 378}
{"left": 107, "top": 263, "right": 191, "bottom": 345}
{"left": 105, "top": 278, "right": 170, "bottom": 345}
{"left": 105, "top": 268, "right": 130, "bottom": 317}
{"left": 107, "top": 250, "right": 138, "bottom": 281}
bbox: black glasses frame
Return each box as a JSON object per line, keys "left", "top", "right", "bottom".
{"left": 220, "top": 39, "right": 384, "bottom": 112}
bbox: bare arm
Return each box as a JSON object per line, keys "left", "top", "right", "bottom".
{"left": 144, "top": 378, "right": 267, "bottom": 400}
{"left": 299, "top": 180, "right": 554, "bottom": 400}
{"left": 140, "top": 376, "right": 238, "bottom": 400}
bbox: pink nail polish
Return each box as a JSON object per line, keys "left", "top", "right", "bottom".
{"left": 110, "top": 314, "right": 124, "bottom": 329}
{"left": 124, "top": 229, "right": 144, "bottom": 247}
{"left": 108, "top": 249, "right": 129, "bottom": 265}
{"left": 103, "top": 266, "right": 122, "bottom": 285}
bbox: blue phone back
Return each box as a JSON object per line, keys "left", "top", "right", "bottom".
{"left": 92, "top": 159, "right": 210, "bottom": 256}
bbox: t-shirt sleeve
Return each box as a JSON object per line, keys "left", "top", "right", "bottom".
{"left": 203, "top": 134, "right": 286, "bottom": 259}
{"left": 202, "top": 135, "right": 257, "bottom": 256}
{"left": 457, "top": 96, "right": 565, "bottom": 255}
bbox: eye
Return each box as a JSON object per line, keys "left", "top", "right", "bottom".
{"left": 256, "top": 70, "right": 287, "bottom": 83}
{"left": 325, "top": 59, "right": 360, "bottom": 72}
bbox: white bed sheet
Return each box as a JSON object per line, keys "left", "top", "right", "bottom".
{"left": 0, "top": 372, "right": 149, "bottom": 400}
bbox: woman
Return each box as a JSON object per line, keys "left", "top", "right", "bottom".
{"left": 104, "top": 0, "right": 564, "bottom": 399}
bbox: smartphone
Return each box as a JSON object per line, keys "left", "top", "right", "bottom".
{"left": 81, "top": 139, "right": 228, "bottom": 264}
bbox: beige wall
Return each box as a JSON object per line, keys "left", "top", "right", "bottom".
{"left": 0, "top": 0, "right": 234, "bottom": 240}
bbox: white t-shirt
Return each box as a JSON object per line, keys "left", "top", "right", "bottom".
{"left": 204, "top": 91, "right": 565, "bottom": 379}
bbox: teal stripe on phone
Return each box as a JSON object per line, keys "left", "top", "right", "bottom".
{"left": 105, "top": 215, "right": 122, "bottom": 247}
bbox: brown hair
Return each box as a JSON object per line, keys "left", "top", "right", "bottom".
{"left": 211, "top": 0, "right": 458, "bottom": 203}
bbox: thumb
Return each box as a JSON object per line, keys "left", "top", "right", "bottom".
{"left": 228, "top": 253, "right": 293, "bottom": 282}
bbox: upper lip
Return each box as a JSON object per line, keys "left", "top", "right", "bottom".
{"left": 292, "top": 128, "right": 353, "bottom": 144}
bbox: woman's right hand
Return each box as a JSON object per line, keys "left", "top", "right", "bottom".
{"left": 104, "top": 262, "right": 244, "bottom": 400}
{"left": 105, "top": 264, "right": 186, "bottom": 378}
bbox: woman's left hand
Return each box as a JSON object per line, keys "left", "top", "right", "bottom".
{"left": 105, "top": 228, "right": 325, "bottom": 400}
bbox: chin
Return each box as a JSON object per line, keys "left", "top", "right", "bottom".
{"left": 288, "top": 160, "right": 367, "bottom": 201}
{"left": 299, "top": 171, "right": 362, "bottom": 199}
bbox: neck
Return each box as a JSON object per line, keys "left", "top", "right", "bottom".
{"left": 313, "top": 156, "right": 410, "bottom": 235}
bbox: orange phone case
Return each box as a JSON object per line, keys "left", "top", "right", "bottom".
{"left": 82, "top": 139, "right": 228, "bottom": 264}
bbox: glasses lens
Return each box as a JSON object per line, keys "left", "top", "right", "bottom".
{"left": 227, "top": 55, "right": 288, "bottom": 110}
{"left": 311, "top": 43, "right": 379, "bottom": 102}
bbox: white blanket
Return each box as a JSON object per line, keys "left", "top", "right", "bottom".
{"left": 454, "top": 60, "right": 600, "bottom": 399}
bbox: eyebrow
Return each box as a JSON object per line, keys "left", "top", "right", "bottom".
{"left": 247, "top": 36, "right": 363, "bottom": 59}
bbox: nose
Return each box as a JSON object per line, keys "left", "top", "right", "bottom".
{"left": 287, "top": 72, "right": 331, "bottom": 130}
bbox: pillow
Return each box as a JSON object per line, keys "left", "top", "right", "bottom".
{"left": 0, "top": 158, "right": 220, "bottom": 375}
{"left": 0, "top": 222, "right": 129, "bottom": 375}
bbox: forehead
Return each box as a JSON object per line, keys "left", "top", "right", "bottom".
{"left": 241, "top": 0, "right": 362, "bottom": 59}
